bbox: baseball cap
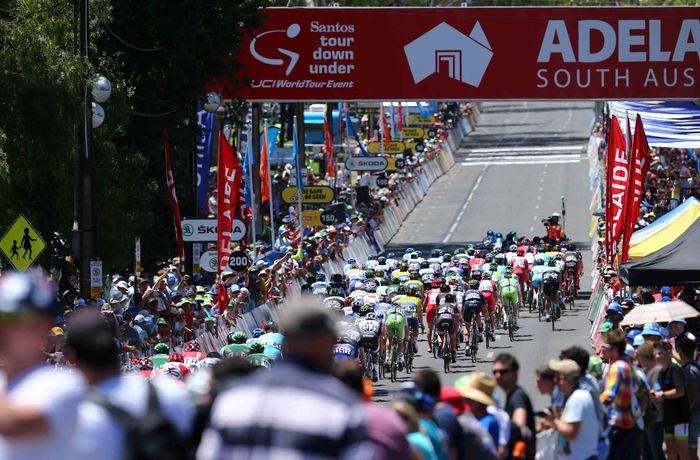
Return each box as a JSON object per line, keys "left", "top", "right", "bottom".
{"left": 229, "top": 284, "right": 241, "bottom": 293}
{"left": 633, "top": 334, "right": 645, "bottom": 347}
{"left": 642, "top": 322, "right": 662, "bottom": 337}
{"left": 606, "top": 302, "right": 623, "bottom": 315}
{"left": 548, "top": 359, "right": 581, "bottom": 379}
{"left": 660, "top": 286, "right": 672, "bottom": 295}
{"left": 133, "top": 314, "right": 146, "bottom": 324}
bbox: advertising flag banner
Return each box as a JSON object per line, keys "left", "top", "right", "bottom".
{"left": 259, "top": 127, "right": 271, "bottom": 203}
{"left": 196, "top": 107, "right": 215, "bottom": 214}
{"left": 163, "top": 128, "right": 186, "bottom": 268}
{"left": 226, "top": 7, "right": 699, "bottom": 101}
{"left": 323, "top": 113, "right": 336, "bottom": 178}
{"left": 605, "top": 116, "right": 628, "bottom": 264}
{"left": 217, "top": 132, "right": 242, "bottom": 305}
{"left": 621, "top": 114, "right": 651, "bottom": 262}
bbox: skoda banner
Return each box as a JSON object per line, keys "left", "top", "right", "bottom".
{"left": 225, "top": 7, "right": 699, "bottom": 100}
{"left": 345, "top": 156, "right": 388, "bottom": 172}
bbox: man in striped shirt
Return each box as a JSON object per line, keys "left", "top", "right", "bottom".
{"left": 197, "top": 298, "right": 376, "bottom": 460}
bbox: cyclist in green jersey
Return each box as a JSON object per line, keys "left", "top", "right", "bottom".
{"left": 221, "top": 331, "right": 251, "bottom": 358}
{"left": 149, "top": 342, "right": 171, "bottom": 368}
{"left": 247, "top": 342, "right": 272, "bottom": 368}
{"left": 499, "top": 267, "right": 522, "bottom": 328}
{"left": 385, "top": 304, "right": 407, "bottom": 369}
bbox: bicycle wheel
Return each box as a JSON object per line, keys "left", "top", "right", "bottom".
{"left": 507, "top": 307, "right": 515, "bottom": 341}
{"left": 443, "top": 340, "right": 451, "bottom": 373}
{"left": 551, "top": 302, "right": 556, "bottom": 331}
{"left": 470, "top": 322, "right": 478, "bottom": 363}
{"left": 485, "top": 322, "right": 491, "bottom": 349}
{"left": 537, "top": 292, "right": 542, "bottom": 322}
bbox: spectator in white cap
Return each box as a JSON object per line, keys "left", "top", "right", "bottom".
{"left": 541, "top": 359, "right": 601, "bottom": 460}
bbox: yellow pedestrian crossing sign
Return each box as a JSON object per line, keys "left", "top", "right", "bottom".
{"left": 0, "top": 214, "right": 46, "bottom": 271}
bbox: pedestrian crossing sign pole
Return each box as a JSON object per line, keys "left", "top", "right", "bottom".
{"left": 0, "top": 214, "right": 47, "bottom": 271}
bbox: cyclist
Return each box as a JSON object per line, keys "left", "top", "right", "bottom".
{"left": 541, "top": 259, "right": 562, "bottom": 321}
{"left": 511, "top": 247, "right": 530, "bottom": 301}
{"left": 357, "top": 312, "right": 381, "bottom": 382}
{"left": 505, "top": 244, "right": 518, "bottom": 265}
{"left": 404, "top": 273, "right": 425, "bottom": 298}
{"left": 478, "top": 272, "right": 498, "bottom": 340}
{"left": 311, "top": 273, "right": 329, "bottom": 296}
{"left": 464, "top": 279, "right": 487, "bottom": 344}
{"left": 436, "top": 292, "right": 460, "bottom": 363}
{"left": 220, "top": 331, "right": 251, "bottom": 358}
{"left": 247, "top": 342, "right": 273, "bottom": 368}
{"left": 399, "top": 285, "right": 424, "bottom": 354}
{"left": 329, "top": 273, "right": 347, "bottom": 297}
{"left": 334, "top": 326, "right": 360, "bottom": 362}
{"left": 530, "top": 258, "right": 546, "bottom": 310}
{"left": 498, "top": 267, "right": 521, "bottom": 330}
{"left": 424, "top": 279, "right": 443, "bottom": 354}
{"left": 564, "top": 243, "right": 583, "bottom": 293}
{"left": 385, "top": 303, "right": 407, "bottom": 370}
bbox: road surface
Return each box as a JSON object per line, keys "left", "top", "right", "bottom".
{"left": 376, "top": 101, "right": 596, "bottom": 410}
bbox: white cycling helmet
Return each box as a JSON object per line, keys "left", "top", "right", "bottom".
{"left": 366, "top": 312, "right": 376, "bottom": 321}
{"left": 509, "top": 244, "right": 517, "bottom": 252}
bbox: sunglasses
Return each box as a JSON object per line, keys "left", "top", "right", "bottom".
{"left": 493, "top": 368, "right": 512, "bottom": 376}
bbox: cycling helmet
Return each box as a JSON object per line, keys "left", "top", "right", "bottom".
{"left": 391, "top": 276, "right": 401, "bottom": 285}
{"left": 516, "top": 248, "right": 525, "bottom": 256}
{"left": 158, "top": 365, "right": 184, "bottom": 381}
{"left": 415, "top": 250, "right": 423, "bottom": 257}
{"left": 552, "top": 212, "right": 560, "bottom": 218}
{"left": 358, "top": 303, "right": 372, "bottom": 316}
{"left": 399, "top": 262, "right": 408, "bottom": 271}
{"left": 352, "top": 299, "right": 364, "bottom": 313}
{"left": 508, "top": 231, "right": 517, "bottom": 239}
{"left": 252, "top": 328, "right": 265, "bottom": 338}
{"left": 368, "top": 254, "right": 376, "bottom": 260}
{"left": 503, "top": 271, "right": 512, "bottom": 278}
{"left": 467, "top": 248, "right": 476, "bottom": 256}
{"left": 347, "top": 258, "right": 356, "bottom": 265}
{"left": 331, "top": 273, "right": 343, "bottom": 283}
{"left": 264, "top": 320, "right": 278, "bottom": 332}
{"left": 379, "top": 293, "right": 389, "bottom": 302}
{"left": 495, "top": 232, "right": 503, "bottom": 239}
{"left": 420, "top": 261, "right": 430, "bottom": 269}
{"left": 168, "top": 352, "right": 184, "bottom": 363}
{"left": 495, "top": 254, "right": 505, "bottom": 263}
{"left": 406, "top": 286, "right": 418, "bottom": 296}
{"left": 469, "top": 279, "right": 479, "bottom": 289}
{"left": 386, "top": 252, "right": 396, "bottom": 259}
{"left": 366, "top": 312, "right": 376, "bottom": 321}
{"left": 509, "top": 244, "right": 517, "bottom": 252}
{"left": 505, "top": 266, "right": 514, "bottom": 273}
{"left": 409, "top": 272, "right": 420, "bottom": 280}
{"left": 548, "top": 259, "right": 556, "bottom": 266}
{"left": 249, "top": 342, "right": 265, "bottom": 354}
{"left": 431, "top": 279, "right": 442, "bottom": 288}
{"left": 316, "top": 273, "right": 326, "bottom": 282}
{"left": 136, "top": 358, "right": 154, "bottom": 371}
{"left": 405, "top": 247, "right": 415, "bottom": 254}
{"left": 489, "top": 262, "right": 498, "bottom": 271}
{"left": 431, "top": 249, "right": 443, "bottom": 258}
{"left": 444, "top": 293, "right": 456, "bottom": 303}
{"left": 229, "top": 331, "right": 247, "bottom": 344}
{"left": 185, "top": 341, "right": 201, "bottom": 352}
{"left": 198, "top": 357, "right": 221, "bottom": 369}
{"left": 154, "top": 343, "right": 170, "bottom": 354}
{"left": 443, "top": 253, "right": 452, "bottom": 262}
{"left": 481, "top": 272, "right": 491, "bottom": 280}
{"left": 555, "top": 254, "right": 563, "bottom": 260}
{"left": 487, "top": 230, "right": 494, "bottom": 237}
{"left": 397, "top": 285, "right": 407, "bottom": 295}
{"left": 439, "top": 284, "right": 450, "bottom": 293}
{"left": 485, "top": 255, "right": 494, "bottom": 263}
{"left": 569, "top": 243, "right": 577, "bottom": 250}
{"left": 365, "top": 269, "right": 375, "bottom": 278}
{"left": 535, "top": 258, "right": 544, "bottom": 266}
{"left": 377, "top": 257, "right": 386, "bottom": 264}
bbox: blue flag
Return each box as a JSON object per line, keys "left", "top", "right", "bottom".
{"left": 260, "top": 127, "right": 280, "bottom": 162}
{"left": 391, "top": 104, "right": 399, "bottom": 137}
{"left": 242, "top": 129, "right": 253, "bottom": 207}
{"left": 195, "top": 107, "right": 215, "bottom": 214}
{"left": 417, "top": 102, "right": 432, "bottom": 119}
{"left": 345, "top": 110, "right": 370, "bottom": 157}
{"left": 292, "top": 117, "right": 304, "bottom": 192}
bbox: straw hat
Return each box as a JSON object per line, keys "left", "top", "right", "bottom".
{"left": 455, "top": 372, "right": 496, "bottom": 406}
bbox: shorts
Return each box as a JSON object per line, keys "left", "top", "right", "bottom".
{"left": 502, "top": 288, "right": 518, "bottom": 305}
{"left": 664, "top": 423, "right": 689, "bottom": 441}
{"left": 542, "top": 280, "right": 558, "bottom": 296}
{"left": 426, "top": 306, "right": 436, "bottom": 325}
{"left": 689, "top": 411, "right": 700, "bottom": 448}
{"left": 385, "top": 315, "right": 405, "bottom": 341}
{"left": 437, "top": 315, "right": 455, "bottom": 333}
{"left": 514, "top": 271, "right": 528, "bottom": 284}
{"left": 463, "top": 304, "right": 482, "bottom": 322}
{"left": 481, "top": 291, "right": 495, "bottom": 311}
{"left": 406, "top": 316, "right": 419, "bottom": 328}
{"left": 532, "top": 276, "right": 542, "bottom": 288}
{"left": 360, "top": 334, "right": 380, "bottom": 353}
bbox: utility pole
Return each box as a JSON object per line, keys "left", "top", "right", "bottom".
{"left": 78, "top": 0, "right": 96, "bottom": 299}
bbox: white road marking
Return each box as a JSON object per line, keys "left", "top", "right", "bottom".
{"left": 486, "top": 351, "right": 494, "bottom": 360}
{"left": 535, "top": 205, "right": 540, "bottom": 210}
{"left": 537, "top": 196, "right": 542, "bottom": 200}
{"left": 538, "top": 186, "right": 543, "bottom": 191}
{"left": 461, "top": 159, "right": 580, "bottom": 166}
{"left": 442, "top": 168, "right": 486, "bottom": 244}
{"left": 540, "top": 178, "right": 544, "bottom": 182}
{"left": 533, "top": 216, "right": 538, "bottom": 220}
{"left": 465, "top": 145, "right": 583, "bottom": 154}
{"left": 529, "top": 226, "right": 534, "bottom": 232}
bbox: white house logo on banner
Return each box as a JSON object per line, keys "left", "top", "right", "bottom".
{"left": 404, "top": 21, "right": 493, "bottom": 87}
{"left": 249, "top": 24, "right": 301, "bottom": 76}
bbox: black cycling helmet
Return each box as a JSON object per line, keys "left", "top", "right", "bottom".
{"left": 444, "top": 293, "right": 456, "bottom": 303}
{"left": 431, "top": 249, "right": 443, "bottom": 258}
{"left": 485, "top": 254, "right": 494, "bottom": 263}
{"left": 377, "top": 256, "right": 386, "bottom": 264}
{"left": 495, "top": 232, "right": 503, "bottom": 239}
{"left": 420, "top": 261, "right": 430, "bottom": 269}
{"left": 443, "top": 253, "right": 452, "bottom": 262}
{"left": 487, "top": 230, "right": 494, "bottom": 237}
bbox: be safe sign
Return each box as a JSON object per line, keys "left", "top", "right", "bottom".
{"left": 181, "top": 218, "right": 247, "bottom": 242}
{"left": 345, "top": 156, "right": 388, "bottom": 172}
{"left": 282, "top": 186, "right": 335, "bottom": 204}
{"left": 367, "top": 141, "right": 406, "bottom": 155}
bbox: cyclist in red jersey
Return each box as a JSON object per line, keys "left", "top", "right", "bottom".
{"left": 424, "top": 279, "right": 443, "bottom": 353}
{"left": 511, "top": 247, "right": 530, "bottom": 296}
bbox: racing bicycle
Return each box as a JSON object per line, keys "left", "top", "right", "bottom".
{"left": 469, "top": 317, "right": 479, "bottom": 362}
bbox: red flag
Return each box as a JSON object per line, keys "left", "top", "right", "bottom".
{"left": 380, "top": 107, "right": 391, "bottom": 147}
{"left": 621, "top": 114, "right": 651, "bottom": 262}
{"left": 259, "top": 127, "right": 270, "bottom": 203}
{"left": 163, "top": 128, "right": 186, "bottom": 269}
{"left": 323, "top": 113, "right": 336, "bottom": 178}
{"left": 397, "top": 102, "right": 403, "bottom": 132}
{"left": 605, "top": 115, "right": 628, "bottom": 265}
{"left": 217, "top": 131, "right": 242, "bottom": 306}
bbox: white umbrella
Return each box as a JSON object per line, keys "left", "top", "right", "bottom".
{"left": 620, "top": 300, "right": 699, "bottom": 326}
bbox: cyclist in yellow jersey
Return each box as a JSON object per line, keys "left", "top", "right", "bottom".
{"left": 403, "top": 276, "right": 425, "bottom": 298}
{"left": 398, "top": 285, "right": 424, "bottom": 353}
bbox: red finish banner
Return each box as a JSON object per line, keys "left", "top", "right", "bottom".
{"left": 605, "top": 116, "right": 628, "bottom": 265}
{"left": 163, "top": 128, "right": 186, "bottom": 268}
{"left": 217, "top": 132, "right": 242, "bottom": 305}
{"left": 224, "top": 7, "right": 700, "bottom": 101}
{"left": 621, "top": 114, "right": 651, "bottom": 263}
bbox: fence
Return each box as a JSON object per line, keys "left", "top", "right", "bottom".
{"left": 192, "top": 116, "right": 467, "bottom": 353}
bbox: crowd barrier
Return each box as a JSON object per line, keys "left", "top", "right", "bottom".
{"left": 193, "top": 117, "right": 465, "bottom": 353}
{"left": 536, "top": 429, "right": 559, "bottom": 460}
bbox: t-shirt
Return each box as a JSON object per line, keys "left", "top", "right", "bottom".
{"left": 560, "top": 389, "right": 599, "bottom": 460}
{"left": 408, "top": 432, "right": 438, "bottom": 460}
{"left": 73, "top": 375, "right": 194, "bottom": 460}
{"left": 0, "top": 366, "right": 86, "bottom": 460}
{"left": 683, "top": 361, "right": 700, "bottom": 415}
{"left": 434, "top": 405, "right": 465, "bottom": 460}
{"left": 363, "top": 403, "right": 411, "bottom": 460}
{"left": 419, "top": 418, "right": 448, "bottom": 460}
{"left": 478, "top": 413, "right": 500, "bottom": 448}
{"left": 505, "top": 385, "right": 535, "bottom": 458}
{"left": 659, "top": 363, "right": 691, "bottom": 426}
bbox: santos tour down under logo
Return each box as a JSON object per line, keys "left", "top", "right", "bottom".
{"left": 404, "top": 21, "right": 493, "bottom": 88}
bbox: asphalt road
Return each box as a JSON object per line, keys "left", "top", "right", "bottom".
{"left": 376, "top": 101, "right": 596, "bottom": 410}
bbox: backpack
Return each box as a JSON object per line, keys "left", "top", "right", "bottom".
{"left": 89, "top": 381, "right": 189, "bottom": 460}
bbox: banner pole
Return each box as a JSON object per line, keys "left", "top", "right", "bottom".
{"left": 293, "top": 115, "right": 304, "bottom": 245}
{"left": 379, "top": 102, "right": 385, "bottom": 156}
{"left": 247, "top": 126, "right": 258, "bottom": 261}
{"left": 264, "top": 120, "right": 275, "bottom": 251}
